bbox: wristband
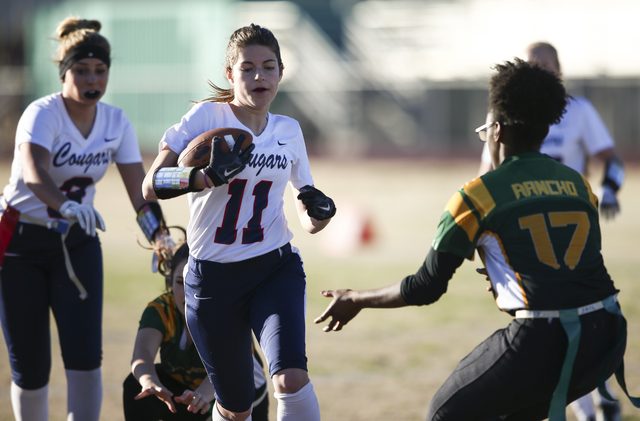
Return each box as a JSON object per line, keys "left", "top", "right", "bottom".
{"left": 203, "top": 171, "right": 212, "bottom": 188}
{"left": 602, "top": 159, "right": 625, "bottom": 192}
{"left": 152, "top": 167, "right": 203, "bottom": 199}
{"left": 136, "top": 202, "right": 165, "bottom": 243}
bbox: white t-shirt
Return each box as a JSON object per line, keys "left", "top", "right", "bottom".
{"left": 480, "top": 96, "right": 615, "bottom": 175}
{"left": 2, "top": 93, "right": 142, "bottom": 222}
{"left": 161, "top": 102, "right": 314, "bottom": 263}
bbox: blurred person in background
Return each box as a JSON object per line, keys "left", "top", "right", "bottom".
{"left": 478, "top": 42, "right": 624, "bottom": 222}
{"left": 142, "top": 23, "right": 336, "bottom": 421}
{"left": 315, "top": 58, "right": 638, "bottom": 421}
{"left": 0, "top": 16, "right": 170, "bottom": 421}
{"left": 478, "top": 42, "right": 624, "bottom": 421}
{"left": 124, "top": 235, "right": 269, "bottom": 420}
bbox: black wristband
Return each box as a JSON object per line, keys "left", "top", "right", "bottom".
{"left": 203, "top": 166, "right": 225, "bottom": 187}
{"left": 602, "top": 159, "right": 624, "bottom": 192}
{"left": 136, "top": 202, "right": 165, "bottom": 243}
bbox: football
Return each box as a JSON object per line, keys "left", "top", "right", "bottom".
{"left": 177, "top": 128, "right": 254, "bottom": 167}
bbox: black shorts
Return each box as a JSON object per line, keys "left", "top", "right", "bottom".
{"left": 0, "top": 222, "right": 103, "bottom": 388}
{"left": 427, "top": 308, "right": 626, "bottom": 421}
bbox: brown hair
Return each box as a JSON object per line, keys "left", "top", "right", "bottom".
{"left": 199, "top": 24, "right": 284, "bottom": 103}
{"left": 54, "top": 16, "right": 110, "bottom": 65}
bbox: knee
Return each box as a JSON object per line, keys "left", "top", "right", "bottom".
{"left": 272, "top": 368, "right": 309, "bottom": 394}
{"left": 13, "top": 372, "right": 49, "bottom": 390}
{"left": 216, "top": 402, "right": 252, "bottom": 421}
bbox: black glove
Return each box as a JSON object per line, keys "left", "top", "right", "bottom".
{"left": 203, "top": 134, "right": 255, "bottom": 187}
{"left": 600, "top": 184, "right": 620, "bottom": 220}
{"left": 297, "top": 185, "right": 336, "bottom": 221}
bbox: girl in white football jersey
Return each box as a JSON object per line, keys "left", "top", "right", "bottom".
{"left": 479, "top": 42, "right": 624, "bottom": 222}
{"left": 142, "top": 24, "right": 336, "bottom": 421}
{"left": 0, "top": 17, "right": 170, "bottom": 421}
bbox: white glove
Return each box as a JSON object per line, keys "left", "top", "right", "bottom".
{"left": 600, "top": 184, "right": 620, "bottom": 220}
{"left": 59, "top": 200, "right": 106, "bottom": 236}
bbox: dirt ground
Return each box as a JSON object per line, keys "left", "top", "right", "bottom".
{"left": 0, "top": 156, "right": 639, "bottom": 420}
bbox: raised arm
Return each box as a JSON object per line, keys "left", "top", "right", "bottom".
{"left": 313, "top": 281, "right": 406, "bottom": 332}
{"left": 314, "top": 248, "right": 464, "bottom": 332}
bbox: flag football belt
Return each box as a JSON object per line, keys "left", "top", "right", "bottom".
{"left": 0, "top": 197, "right": 88, "bottom": 300}
{"left": 2, "top": 197, "right": 69, "bottom": 233}
{"left": 514, "top": 297, "right": 612, "bottom": 319}
{"left": 515, "top": 295, "right": 639, "bottom": 421}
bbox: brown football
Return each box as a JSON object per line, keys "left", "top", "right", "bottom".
{"left": 177, "top": 128, "right": 253, "bottom": 167}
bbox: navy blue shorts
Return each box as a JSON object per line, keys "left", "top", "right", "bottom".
{"left": 0, "top": 222, "right": 103, "bottom": 389}
{"left": 184, "top": 243, "right": 307, "bottom": 413}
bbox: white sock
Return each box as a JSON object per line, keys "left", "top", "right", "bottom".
{"left": 570, "top": 393, "right": 596, "bottom": 420}
{"left": 10, "top": 381, "right": 49, "bottom": 421}
{"left": 274, "top": 381, "right": 321, "bottom": 421}
{"left": 211, "top": 403, "right": 252, "bottom": 421}
{"left": 66, "top": 368, "right": 102, "bottom": 421}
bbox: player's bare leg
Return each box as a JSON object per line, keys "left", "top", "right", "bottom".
{"left": 213, "top": 403, "right": 252, "bottom": 421}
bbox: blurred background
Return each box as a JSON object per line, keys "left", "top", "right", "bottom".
{"left": 2, "top": 0, "right": 640, "bottom": 160}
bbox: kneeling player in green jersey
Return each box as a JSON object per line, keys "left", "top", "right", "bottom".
{"left": 314, "top": 58, "right": 638, "bottom": 421}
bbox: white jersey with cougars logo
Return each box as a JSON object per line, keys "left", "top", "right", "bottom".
{"left": 2, "top": 93, "right": 142, "bottom": 222}
{"left": 480, "top": 96, "right": 614, "bottom": 175}
{"left": 539, "top": 96, "right": 615, "bottom": 174}
{"left": 161, "top": 102, "right": 314, "bottom": 263}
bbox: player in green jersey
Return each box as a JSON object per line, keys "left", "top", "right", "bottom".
{"left": 314, "top": 59, "right": 635, "bottom": 420}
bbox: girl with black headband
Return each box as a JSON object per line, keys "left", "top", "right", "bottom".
{"left": 0, "top": 16, "right": 171, "bottom": 421}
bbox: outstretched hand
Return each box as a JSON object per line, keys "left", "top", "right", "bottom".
{"left": 314, "top": 289, "right": 362, "bottom": 332}
{"left": 175, "top": 389, "right": 211, "bottom": 414}
{"left": 135, "top": 385, "right": 176, "bottom": 413}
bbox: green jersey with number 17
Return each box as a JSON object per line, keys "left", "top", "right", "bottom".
{"left": 433, "top": 151, "right": 617, "bottom": 312}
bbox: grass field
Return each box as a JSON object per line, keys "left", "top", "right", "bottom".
{"left": 0, "top": 156, "right": 639, "bottom": 420}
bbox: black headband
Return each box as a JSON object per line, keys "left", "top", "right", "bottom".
{"left": 59, "top": 45, "right": 111, "bottom": 79}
